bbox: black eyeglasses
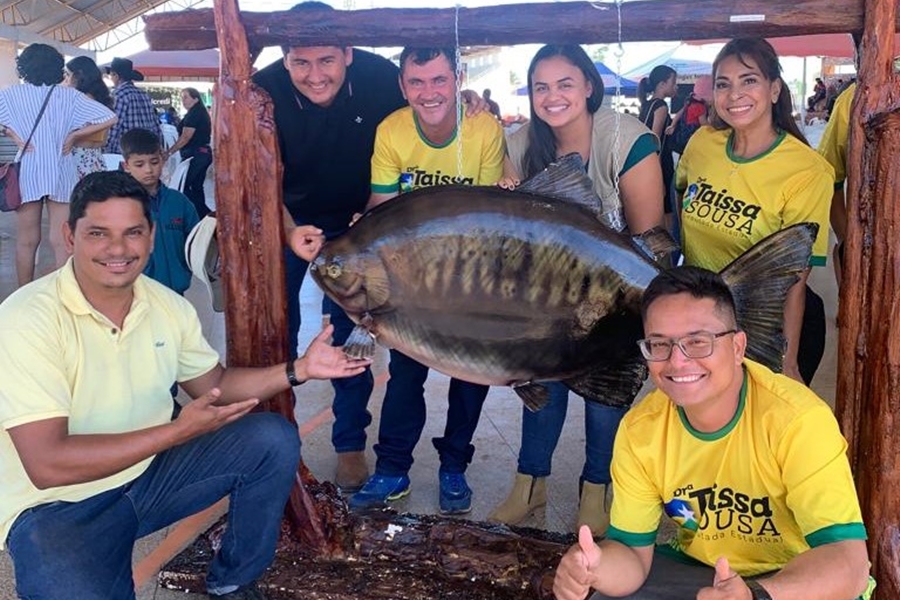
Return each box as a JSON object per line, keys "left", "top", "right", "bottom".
{"left": 636, "top": 330, "right": 737, "bottom": 362}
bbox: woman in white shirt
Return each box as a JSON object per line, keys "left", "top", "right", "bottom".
{"left": 0, "top": 44, "right": 116, "bottom": 286}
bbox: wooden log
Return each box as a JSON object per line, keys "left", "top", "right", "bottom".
{"left": 144, "top": 0, "right": 898, "bottom": 51}
{"left": 211, "top": 0, "right": 334, "bottom": 554}
{"left": 834, "top": 0, "right": 900, "bottom": 597}
{"left": 159, "top": 485, "right": 570, "bottom": 599}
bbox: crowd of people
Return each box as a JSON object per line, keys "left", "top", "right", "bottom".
{"left": 0, "top": 47, "right": 212, "bottom": 289}
{"left": 0, "top": 3, "right": 872, "bottom": 598}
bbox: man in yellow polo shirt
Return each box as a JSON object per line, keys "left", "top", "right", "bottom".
{"left": 0, "top": 171, "right": 370, "bottom": 600}
{"left": 553, "top": 267, "right": 873, "bottom": 600}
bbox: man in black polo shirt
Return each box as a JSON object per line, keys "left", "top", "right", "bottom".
{"left": 252, "top": 2, "right": 404, "bottom": 494}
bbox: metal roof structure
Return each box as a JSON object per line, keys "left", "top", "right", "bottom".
{"left": 0, "top": 0, "right": 205, "bottom": 56}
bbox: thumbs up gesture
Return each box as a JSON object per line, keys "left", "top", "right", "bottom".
{"left": 553, "top": 525, "right": 603, "bottom": 600}
{"left": 697, "top": 556, "right": 750, "bottom": 600}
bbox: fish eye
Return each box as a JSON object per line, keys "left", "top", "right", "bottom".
{"left": 325, "top": 263, "right": 343, "bottom": 279}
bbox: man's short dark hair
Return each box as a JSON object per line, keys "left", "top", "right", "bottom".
{"left": 399, "top": 48, "right": 457, "bottom": 77}
{"left": 641, "top": 266, "right": 738, "bottom": 327}
{"left": 120, "top": 128, "right": 162, "bottom": 159}
{"left": 68, "top": 171, "right": 153, "bottom": 231}
{"left": 281, "top": 2, "right": 338, "bottom": 54}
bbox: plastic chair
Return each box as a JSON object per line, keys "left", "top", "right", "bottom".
{"left": 167, "top": 157, "right": 193, "bottom": 193}
{"left": 160, "top": 124, "right": 178, "bottom": 149}
{"left": 102, "top": 153, "right": 124, "bottom": 171}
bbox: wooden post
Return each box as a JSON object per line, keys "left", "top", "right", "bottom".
{"left": 834, "top": 0, "right": 900, "bottom": 597}
{"left": 210, "top": 0, "right": 332, "bottom": 554}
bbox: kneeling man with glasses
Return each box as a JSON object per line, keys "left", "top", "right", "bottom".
{"left": 553, "top": 266, "right": 874, "bottom": 600}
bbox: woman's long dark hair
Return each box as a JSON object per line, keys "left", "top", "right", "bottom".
{"left": 709, "top": 37, "right": 809, "bottom": 146}
{"left": 637, "top": 65, "right": 675, "bottom": 113}
{"left": 522, "top": 44, "right": 604, "bottom": 179}
{"left": 66, "top": 56, "right": 112, "bottom": 108}
{"left": 16, "top": 43, "right": 64, "bottom": 86}
{"left": 183, "top": 87, "right": 209, "bottom": 118}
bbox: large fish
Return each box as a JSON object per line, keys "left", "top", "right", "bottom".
{"left": 311, "top": 155, "right": 816, "bottom": 410}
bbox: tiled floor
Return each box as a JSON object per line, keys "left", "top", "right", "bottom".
{"left": 0, "top": 162, "right": 840, "bottom": 599}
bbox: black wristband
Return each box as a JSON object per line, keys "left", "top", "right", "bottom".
{"left": 746, "top": 580, "right": 773, "bottom": 600}
{"left": 285, "top": 361, "right": 303, "bottom": 387}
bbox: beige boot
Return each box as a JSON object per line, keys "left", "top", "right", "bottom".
{"left": 577, "top": 482, "right": 613, "bottom": 537}
{"left": 335, "top": 451, "right": 369, "bottom": 494}
{"left": 487, "top": 473, "right": 547, "bottom": 525}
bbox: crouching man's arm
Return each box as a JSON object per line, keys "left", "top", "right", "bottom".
{"left": 696, "top": 540, "right": 870, "bottom": 600}
{"left": 554, "top": 525, "right": 654, "bottom": 600}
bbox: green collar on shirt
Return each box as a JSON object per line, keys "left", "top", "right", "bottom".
{"left": 726, "top": 129, "right": 786, "bottom": 163}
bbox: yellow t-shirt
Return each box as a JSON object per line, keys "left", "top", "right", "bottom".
{"left": 676, "top": 127, "right": 833, "bottom": 268}
{"left": 818, "top": 83, "right": 856, "bottom": 187}
{"left": 370, "top": 106, "right": 505, "bottom": 192}
{"left": 608, "top": 360, "right": 867, "bottom": 576}
{"left": 0, "top": 260, "right": 220, "bottom": 548}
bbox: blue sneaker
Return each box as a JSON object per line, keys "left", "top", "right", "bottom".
{"left": 348, "top": 473, "right": 410, "bottom": 510}
{"left": 439, "top": 470, "right": 472, "bottom": 514}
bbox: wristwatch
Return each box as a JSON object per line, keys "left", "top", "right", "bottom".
{"left": 285, "top": 361, "right": 304, "bottom": 387}
{"left": 746, "top": 580, "right": 773, "bottom": 600}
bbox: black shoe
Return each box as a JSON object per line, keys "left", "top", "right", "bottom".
{"left": 209, "top": 582, "right": 267, "bottom": 600}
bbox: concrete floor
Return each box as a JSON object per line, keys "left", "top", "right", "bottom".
{"left": 0, "top": 162, "right": 841, "bottom": 599}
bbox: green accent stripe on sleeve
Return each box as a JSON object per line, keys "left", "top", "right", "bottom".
{"left": 620, "top": 133, "right": 658, "bottom": 176}
{"left": 809, "top": 255, "right": 827, "bottom": 267}
{"left": 834, "top": 181, "right": 845, "bottom": 190}
{"left": 655, "top": 543, "right": 708, "bottom": 567}
{"left": 805, "top": 522, "right": 868, "bottom": 547}
{"left": 606, "top": 525, "right": 657, "bottom": 547}
{"left": 371, "top": 182, "right": 399, "bottom": 194}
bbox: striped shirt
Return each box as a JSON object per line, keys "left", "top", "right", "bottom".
{"left": 104, "top": 81, "right": 161, "bottom": 153}
{"left": 0, "top": 84, "right": 116, "bottom": 204}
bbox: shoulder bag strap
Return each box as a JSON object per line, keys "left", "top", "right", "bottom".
{"left": 14, "top": 85, "right": 56, "bottom": 163}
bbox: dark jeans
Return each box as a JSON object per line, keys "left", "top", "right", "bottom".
{"left": 374, "top": 349, "right": 490, "bottom": 475}
{"left": 798, "top": 285, "right": 826, "bottom": 385}
{"left": 284, "top": 244, "right": 373, "bottom": 453}
{"left": 6, "top": 413, "right": 299, "bottom": 599}
{"left": 181, "top": 146, "right": 212, "bottom": 219}
{"left": 518, "top": 381, "right": 627, "bottom": 484}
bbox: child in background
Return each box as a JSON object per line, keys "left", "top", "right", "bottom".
{"left": 121, "top": 128, "right": 199, "bottom": 295}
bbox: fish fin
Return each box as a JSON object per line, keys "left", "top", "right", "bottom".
{"left": 342, "top": 324, "right": 376, "bottom": 360}
{"left": 516, "top": 153, "right": 603, "bottom": 214}
{"left": 631, "top": 226, "right": 681, "bottom": 266}
{"left": 563, "top": 354, "right": 648, "bottom": 409}
{"left": 513, "top": 382, "right": 551, "bottom": 412}
{"left": 719, "top": 222, "right": 819, "bottom": 373}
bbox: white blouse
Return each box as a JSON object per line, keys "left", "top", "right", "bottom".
{"left": 0, "top": 84, "right": 115, "bottom": 203}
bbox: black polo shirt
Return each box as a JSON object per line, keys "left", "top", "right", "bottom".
{"left": 253, "top": 49, "right": 406, "bottom": 234}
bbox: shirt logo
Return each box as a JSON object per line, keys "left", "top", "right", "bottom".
{"left": 683, "top": 178, "right": 762, "bottom": 236}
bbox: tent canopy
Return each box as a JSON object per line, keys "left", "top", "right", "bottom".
{"left": 623, "top": 48, "right": 713, "bottom": 83}
{"left": 516, "top": 61, "right": 638, "bottom": 96}
{"left": 687, "top": 33, "right": 900, "bottom": 58}
{"left": 101, "top": 49, "right": 220, "bottom": 82}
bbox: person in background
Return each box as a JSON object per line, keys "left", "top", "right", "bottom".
{"left": 553, "top": 266, "right": 872, "bottom": 600}
{"left": 675, "top": 37, "right": 832, "bottom": 385}
{"left": 0, "top": 171, "right": 371, "bottom": 600}
{"left": 63, "top": 56, "right": 115, "bottom": 180}
{"left": 103, "top": 57, "right": 160, "bottom": 154}
{"left": 165, "top": 88, "right": 213, "bottom": 218}
{"left": 348, "top": 47, "right": 505, "bottom": 516}
{"left": 489, "top": 44, "right": 664, "bottom": 536}
{"left": 665, "top": 74, "right": 712, "bottom": 157}
{"left": 0, "top": 43, "right": 116, "bottom": 287}
{"left": 483, "top": 88, "right": 502, "bottom": 121}
{"left": 818, "top": 80, "right": 856, "bottom": 292}
{"left": 638, "top": 65, "right": 679, "bottom": 230}
{"left": 121, "top": 128, "right": 199, "bottom": 296}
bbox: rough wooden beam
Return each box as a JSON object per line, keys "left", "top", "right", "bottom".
{"left": 835, "top": 0, "right": 900, "bottom": 597}
{"left": 144, "top": 0, "right": 896, "bottom": 51}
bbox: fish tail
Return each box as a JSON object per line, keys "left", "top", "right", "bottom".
{"left": 718, "top": 222, "right": 819, "bottom": 373}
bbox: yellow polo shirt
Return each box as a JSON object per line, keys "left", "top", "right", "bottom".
{"left": 0, "top": 260, "right": 219, "bottom": 548}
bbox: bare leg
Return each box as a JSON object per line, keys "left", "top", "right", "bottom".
{"left": 47, "top": 200, "right": 71, "bottom": 268}
{"left": 14, "top": 200, "right": 44, "bottom": 287}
